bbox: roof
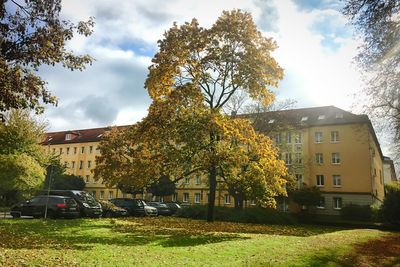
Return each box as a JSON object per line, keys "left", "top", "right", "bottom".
{"left": 42, "top": 125, "right": 129, "bottom": 145}
{"left": 239, "top": 106, "right": 384, "bottom": 159}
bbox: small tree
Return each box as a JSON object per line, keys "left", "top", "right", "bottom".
{"left": 44, "top": 161, "right": 85, "bottom": 190}
{"left": 291, "top": 186, "right": 321, "bottom": 209}
{"left": 148, "top": 175, "right": 176, "bottom": 199}
{"left": 382, "top": 182, "right": 400, "bottom": 225}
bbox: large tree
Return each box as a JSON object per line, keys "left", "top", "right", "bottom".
{"left": 343, "top": 1, "right": 400, "bottom": 155}
{"left": 95, "top": 10, "right": 288, "bottom": 221}
{"left": 0, "top": 0, "right": 94, "bottom": 114}
{"left": 0, "top": 110, "right": 49, "bottom": 204}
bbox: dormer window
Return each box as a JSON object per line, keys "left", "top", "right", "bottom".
{"left": 301, "top": 117, "right": 308, "bottom": 122}
{"left": 318, "top": 115, "right": 325, "bottom": 120}
{"left": 335, "top": 113, "right": 343, "bottom": 119}
{"left": 97, "top": 134, "right": 103, "bottom": 138}
{"left": 65, "top": 133, "right": 72, "bottom": 141}
{"left": 268, "top": 119, "right": 275, "bottom": 124}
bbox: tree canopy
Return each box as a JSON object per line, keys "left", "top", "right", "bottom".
{"left": 95, "top": 10, "right": 288, "bottom": 221}
{"left": 0, "top": 110, "right": 49, "bottom": 204}
{"left": 0, "top": 0, "right": 94, "bottom": 113}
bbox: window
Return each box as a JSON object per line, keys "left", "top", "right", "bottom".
{"left": 64, "top": 161, "right": 68, "bottom": 168}
{"left": 184, "top": 177, "right": 190, "bottom": 184}
{"left": 81, "top": 147, "right": 85, "bottom": 154}
{"left": 172, "top": 193, "right": 178, "bottom": 202}
{"left": 315, "top": 153, "right": 323, "bottom": 164}
{"left": 295, "top": 132, "right": 302, "bottom": 144}
{"left": 87, "top": 160, "right": 91, "bottom": 169}
{"left": 316, "top": 175, "right": 324, "bottom": 187}
{"left": 100, "top": 191, "right": 105, "bottom": 200}
{"left": 332, "top": 153, "right": 341, "bottom": 164}
{"left": 333, "top": 175, "right": 341, "bottom": 187}
{"left": 74, "top": 147, "right": 77, "bottom": 154}
{"left": 65, "top": 134, "right": 72, "bottom": 141}
{"left": 295, "top": 153, "right": 302, "bottom": 164}
{"left": 333, "top": 197, "right": 342, "bottom": 209}
{"left": 315, "top": 132, "right": 323, "bottom": 143}
{"left": 89, "top": 146, "right": 93, "bottom": 154}
{"left": 195, "top": 175, "right": 201, "bottom": 185}
{"left": 318, "top": 115, "right": 325, "bottom": 120}
{"left": 79, "top": 160, "right": 83, "bottom": 169}
{"left": 295, "top": 174, "right": 303, "bottom": 189}
{"left": 108, "top": 191, "right": 113, "bottom": 200}
{"left": 85, "top": 175, "right": 90, "bottom": 183}
{"left": 66, "top": 147, "right": 70, "bottom": 155}
{"left": 275, "top": 133, "right": 281, "bottom": 144}
{"left": 317, "top": 197, "right": 325, "bottom": 209}
{"left": 286, "top": 132, "right": 292, "bottom": 144}
{"left": 285, "top": 153, "right": 292, "bottom": 165}
{"left": 301, "top": 116, "right": 308, "bottom": 122}
{"left": 71, "top": 161, "right": 75, "bottom": 169}
{"left": 224, "top": 194, "right": 231, "bottom": 204}
{"left": 331, "top": 131, "right": 339, "bottom": 143}
{"left": 59, "top": 147, "right": 63, "bottom": 154}
{"left": 183, "top": 193, "right": 189, "bottom": 203}
{"left": 194, "top": 193, "right": 201, "bottom": 203}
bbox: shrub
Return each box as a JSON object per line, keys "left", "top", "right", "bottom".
{"left": 291, "top": 187, "right": 321, "bottom": 207}
{"left": 340, "top": 204, "right": 372, "bottom": 221}
{"left": 382, "top": 183, "right": 400, "bottom": 225}
{"left": 176, "top": 205, "right": 297, "bottom": 225}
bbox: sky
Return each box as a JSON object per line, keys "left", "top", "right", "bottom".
{"left": 40, "top": 0, "right": 364, "bottom": 133}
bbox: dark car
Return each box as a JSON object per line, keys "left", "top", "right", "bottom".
{"left": 110, "top": 198, "right": 158, "bottom": 216}
{"left": 40, "top": 190, "right": 102, "bottom": 218}
{"left": 99, "top": 200, "right": 128, "bottom": 218}
{"left": 10, "top": 195, "right": 80, "bottom": 219}
{"left": 147, "top": 202, "right": 173, "bottom": 216}
{"left": 165, "top": 202, "right": 182, "bottom": 215}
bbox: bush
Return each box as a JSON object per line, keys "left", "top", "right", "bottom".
{"left": 291, "top": 187, "right": 321, "bottom": 207}
{"left": 340, "top": 204, "right": 372, "bottom": 221}
{"left": 176, "top": 205, "right": 297, "bottom": 225}
{"left": 382, "top": 183, "right": 400, "bottom": 225}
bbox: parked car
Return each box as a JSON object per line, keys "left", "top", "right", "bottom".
{"left": 39, "top": 190, "right": 102, "bottom": 218}
{"left": 10, "top": 195, "right": 80, "bottom": 219}
{"left": 165, "top": 202, "right": 182, "bottom": 215}
{"left": 109, "top": 198, "right": 158, "bottom": 216}
{"left": 99, "top": 200, "right": 128, "bottom": 218}
{"left": 147, "top": 202, "right": 173, "bottom": 216}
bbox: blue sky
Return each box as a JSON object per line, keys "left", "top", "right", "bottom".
{"left": 40, "top": 0, "right": 364, "bottom": 133}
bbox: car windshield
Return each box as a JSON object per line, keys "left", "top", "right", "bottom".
{"left": 73, "top": 191, "right": 97, "bottom": 205}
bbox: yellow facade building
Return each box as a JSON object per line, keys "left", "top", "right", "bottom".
{"left": 43, "top": 106, "right": 395, "bottom": 215}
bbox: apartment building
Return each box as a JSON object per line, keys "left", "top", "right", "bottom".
{"left": 43, "top": 106, "right": 394, "bottom": 215}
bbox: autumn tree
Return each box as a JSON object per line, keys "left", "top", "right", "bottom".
{"left": 0, "top": 110, "right": 49, "bottom": 205}
{"left": 343, "top": 1, "right": 400, "bottom": 155}
{"left": 0, "top": 0, "right": 94, "bottom": 114}
{"left": 95, "top": 10, "right": 288, "bottom": 221}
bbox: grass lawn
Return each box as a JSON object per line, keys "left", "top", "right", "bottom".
{"left": 0, "top": 217, "right": 399, "bottom": 266}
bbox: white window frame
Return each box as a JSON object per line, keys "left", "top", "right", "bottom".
{"left": 317, "top": 197, "right": 325, "bottom": 209}
{"left": 315, "top": 132, "right": 323, "bottom": 143}
{"left": 66, "top": 147, "right": 70, "bottom": 155}
{"left": 89, "top": 146, "right": 93, "bottom": 154}
{"left": 333, "top": 175, "right": 341, "bottom": 187}
{"left": 184, "top": 177, "right": 190, "bottom": 185}
{"left": 172, "top": 193, "right": 178, "bottom": 202}
{"left": 275, "top": 133, "right": 281, "bottom": 144}
{"left": 331, "top": 131, "right": 339, "bottom": 143}
{"left": 316, "top": 175, "right": 324, "bottom": 187}
{"left": 333, "top": 197, "right": 342, "bottom": 210}
{"left": 108, "top": 191, "right": 113, "bottom": 200}
{"left": 65, "top": 133, "right": 72, "bottom": 141}
{"left": 295, "top": 174, "right": 303, "bottom": 189}
{"left": 183, "top": 193, "right": 189, "bottom": 203}
{"left": 194, "top": 193, "right": 201, "bottom": 204}
{"left": 286, "top": 132, "right": 292, "bottom": 144}
{"left": 224, "top": 194, "right": 231, "bottom": 205}
{"left": 195, "top": 176, "right": 201, "bottom": 185}
{"left": 332, "top": 153, "right": 341, "bottom": 164}
{"left": 315, "top": 153, "right": 323, "bottom": 164}
{"left": 295, "top": 132, "right": 302, "bottom": 144}
{"left": 79, "top": 160, "right": 83, "bottom": 170}
{"left": 85, "top": 175, "right": 90, "bottom": 183}
{"left": 81, "top": 146, "right": 85, "bottom": 154}
{"left": 285, "top": 153, "right": 292, "bottom": 165}
{"left": 318, "top": 115, "right": 325, "bottom": 120}
{"left": 295, "top": 153, "right": 302, "bottom": 164}
{"left": 87, "top": 160, "right": 91, "bottom": 169}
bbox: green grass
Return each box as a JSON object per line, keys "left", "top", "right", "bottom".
{"left": 0, "top": 217, "right": 397, "bottom": 266}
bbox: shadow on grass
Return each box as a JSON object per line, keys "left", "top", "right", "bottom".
{"left": 0, "top": 218, "right": 248, "bottom": 250}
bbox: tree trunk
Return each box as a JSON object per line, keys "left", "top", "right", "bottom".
{"left": 207, "top": 166, "right": 217, "bottom": 222}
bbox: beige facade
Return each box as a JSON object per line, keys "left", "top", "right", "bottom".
{"left": 43, "top": 106, "right": 390, "bottom": 215}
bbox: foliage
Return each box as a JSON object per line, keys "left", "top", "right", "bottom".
{"left": 176, "top": 205, "right": 297, "bottom": 225}
{"left": 0, "top": 110, "right": 48, "bottom": 204}
{"left": 95, "top": 10, "right": 287, "bottom": 221}
{"left": 148, "top": 175, "right": 175, "bottom": 197}
{"left": 43, "top": 161, "right": 85, "bottom": 190}
{"left": 343, "top": 1, "right": 400, "bottom": 155}
{"left": 291, "top": 186, "right": 321, "bottom": 207}
{"left": 382, "top": 182, "right": 400, "bottom": 224}
{"left": 0, "top": 0, "right": 94, "bottom": 113}
{"left": 340, "top": 204, "right": 372, "bottom": 221}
